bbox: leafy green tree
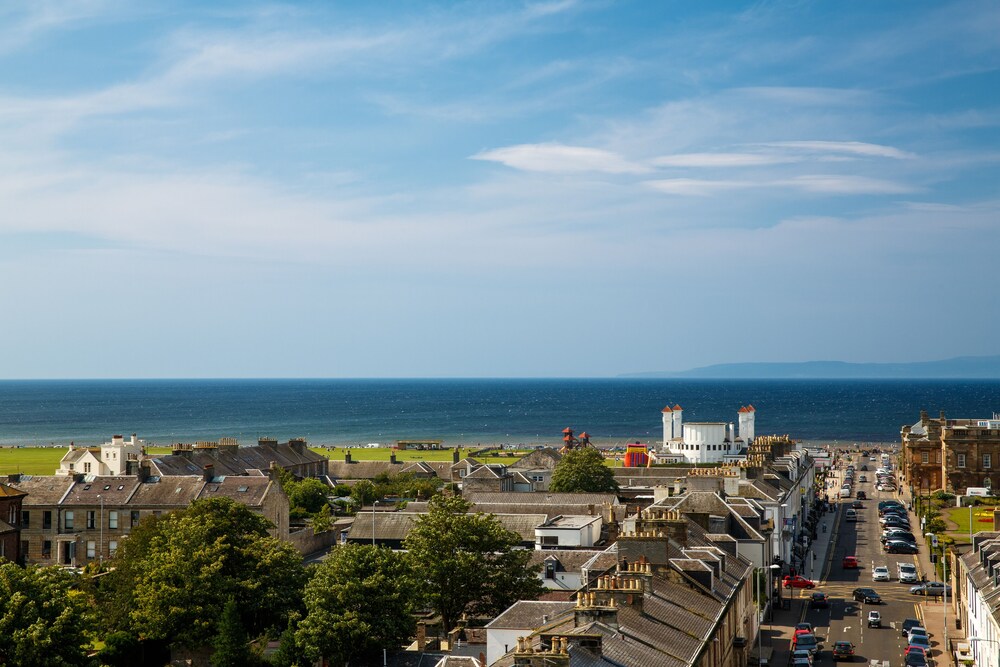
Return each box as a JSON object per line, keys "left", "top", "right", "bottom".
{"left": 213, "top": 597, "right": 251, "bottom": 667}
{"left": 289, "top": 478, "right": 330, "bottom": 514}
{"left": 270, "top": 616, "right": 307, "bottom": 667}
{"left": 296, "top": 544, "right": 415, "bottom": 666}
{"left": 404, "top": 495, "right": 544, "bottom": 632}
{"left": 0, "top": 561, "right": 95, "bottom": 667}
{"left": 351, "top": 479, "right": 377, "bottom": 507}
{"left": 549, "top": 447, "right": 620, "bottom": 493}
{"left": 101, "top": 497, "right": 307, "bottom": 650}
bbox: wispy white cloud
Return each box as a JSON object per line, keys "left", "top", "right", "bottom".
{"left": 0, "top": 1, "right": 116, "bottom": 54}
{"left": 650, "top": 152, "right": 799, "bottom": 167}
{"left": 643, "top": 178, "right": 749, "bottom": 196}
{"left": 643, "top": 174, "right": 915, "bottom": 197}
{"left": 758, "top": 140, "right": 916, "bottom": 159}
{"left": 471, "top": 143, "right": 651, "bottom": 174}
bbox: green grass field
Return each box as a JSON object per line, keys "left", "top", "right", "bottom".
{"left": 943, "top": 504, "right": 999, "bottom": 544}
{"left": 0, "top": 444, "right": 536, "bottom": 476}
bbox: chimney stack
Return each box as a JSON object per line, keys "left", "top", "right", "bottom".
{"left": 203, "top": 464, "right": 214, "bottom": 482}
{"left": 666, "top": 510, "right": 688, "bottom": 546}
{"left": 453, "top": 449, "right": 460, "bottom": 464}
{"left": 345, "top": 449, "right": 353, "bottom": 464}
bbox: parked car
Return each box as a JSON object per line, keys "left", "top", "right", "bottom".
{"left": 868, "top": 611, "right": 881, "bottom": 628}
{"left": 832, "top": 641, "right": 856, "bottom": 660}
{"left": 908, "top": 628, "right": 930, "bottom": 643}
{"left": 795, "top": 623, "right": 814, "bottom": 635}
{"left": 842, "top": 556, "right": 860, "bottom": 569}
{"left": 905, "top": 652, "right": 929, "bottom": 667}
{"left": 791, "top": 649, "right": 814, "bottom": 666}
{"left": 911, "top": 582, "right": 952, "bottom": 596}
{"left": 886, "top": 541, "right": 919, "bottom": 554}
{"left": 872, "top": 566, "right": 890, "bottom": 582}
{"left": 882, "top": 530, "right": 916, "bottom": 544}
{"left": 901, "top": 618, "right": 923, "bottom": 637}
{"left": 792, "top": 633, "right": 821, "bottom": 656}
{"left": 906, "top": 644, "right": 929, "bottom": 656}
{"left": 784, "top": 576, "right": 816, "bottom": 589}
{"left": 810, "top": 592, "right": 830, "bottom": 609}
{"left": 853, "top": 587, "right": 882, "bottom": 604}
{"left": 898, "top": 563, "right": 919, "bottom": 583}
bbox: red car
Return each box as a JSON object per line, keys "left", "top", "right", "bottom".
{"left": 842, "top": 556, "right": 860, "bottom": 569}
{"left": 784, "top": 576, "right": 817, "bottom": 589}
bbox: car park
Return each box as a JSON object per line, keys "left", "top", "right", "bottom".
{"left": 872, "top": 566, "right": 890, "bottom": 582}
{"left": 911, "top": 581, "right": 952, "bottom": 596}
{"left": 901, "top": 618, "right": 923, "bottom": 637}
{"left": 868, "top": 611, "right": 881, "bottom": 628}
{"left": 809, "top": 592, "right": 830, "bottom": 609}
{"left": 853, "top": 587, "right": 882, "bottom": 604}
{"left": 898, "top": 563, "right": 919, "bottom": 583}
{"left": 842, "top": 556, "right": 860, "bottom": 569}
{"left": 784, "top": 576, "right": 816, "bottom": 589}
{"left": 832, "top": 641, "right": 855, "bottom": 660}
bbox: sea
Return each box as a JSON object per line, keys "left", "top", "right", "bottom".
{"left": 0, "top": 378, "right": 998, "bottom": 448}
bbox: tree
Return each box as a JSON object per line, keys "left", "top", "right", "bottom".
{"left": 213, "top": 597, "right": 251, "bottom": 667}
{"left": 404, "top": 495, "right": 544, "bottom": 632}
{"left": 549, "top": 447, "right": 620, "bottom": 493}
{"left": 289, "top": 478, "right": 331, "bottom": 514}
{"left": 101, "top": 497, "right": 307, "bottom": 650}
{"left": 0, "top": 561, "right": 95, "bottom": 667}
{"left": 351, "top": 479, "right": 377, "bottom": 508}
{"left": 296, "top": 544, "right": 415, "bottom": 666}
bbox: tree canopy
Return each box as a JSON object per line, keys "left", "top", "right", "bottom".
{"left": 0, "top": 561, "right": 95, "bottom": 667}
{"left": 404, "top": 495, "right": 544, "bottom": 632}
{"left": 549, "top": 447, "right": 620, "bottom": 493}
{"left": 296, "top": 543, "right": 416, "bottom": 665}
{"left": 101, "top": 496, "right": 307, "bottom": 649}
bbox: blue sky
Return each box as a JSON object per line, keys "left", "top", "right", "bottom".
{"left": 1, "top": 0, "right": 998, "bottom": 378}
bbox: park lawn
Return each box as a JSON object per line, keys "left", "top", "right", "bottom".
{"left": 0, "top": 447, "right": 66, "bottom": 475}
{"left": 942, "top": 505, "right": 998, "bottom": 544}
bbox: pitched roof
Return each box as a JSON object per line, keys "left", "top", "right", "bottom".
{"left": 129, "top": 477, "right": 206, "bottom": 506}
{"left": 0, "top": 482, "right": 27, "bottom": 498}
{"left": 328, "top": 460, "right": 404, "bottom": 480}
{"left": 62, "top": 476, "right": 140, "bottom": 505}
{"left": 347, "top": 510, "right": 545, "bottom": 542}
{"left": 528, "top": 549, "right": 606, "bottom": 571}
{"left": 464, "top": 491, "right": 619, "bottom": 506}
{"left": 198, "top": 476, "right": 274, "bottom": 507}
{"left": 485, "top": 600, "right": 576, "bottom": 629}
{"left": 10, "top": 475, "right": 75, "bottom": 505}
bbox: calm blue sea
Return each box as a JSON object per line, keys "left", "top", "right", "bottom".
{"left": 0, "top": 379, "right": 997, "bottom": 447}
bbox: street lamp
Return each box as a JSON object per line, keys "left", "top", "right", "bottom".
{"left": 967, "top": 636, "right": 1000, "bottom": 667}
{"left": 925, "top": 532, "right": 948, "bottom": 656}
{"left": 372, "top": 499, "right": 379, "bottom": 547}
{"left": 768, "top": 563, "right": 781, "bottom": 639}
{"left": 98, "top": 495, "right": 104, "bottom": 566}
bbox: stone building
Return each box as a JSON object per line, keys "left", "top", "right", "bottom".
{"left": 902, "top": 411, "right": 1000, "bottom": 495}
{"left": 0, "top": 481, "right": 27, "bottom": 563}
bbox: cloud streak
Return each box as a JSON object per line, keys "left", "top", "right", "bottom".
{"left": 472, "top": 143, "right": 651, "bottom": 174}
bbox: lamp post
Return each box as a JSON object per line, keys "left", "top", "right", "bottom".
{"left": 98, "top": 495, "right": 103, "bottom": 566}
{"left": 926, "top": 532, "right": 948, "bottom": 657}
{"left": 372, "top": 499, "right": 379, "bottom": 547}
{"left": 967, "top": 636, "right": 1000, "bottom": 667}
{"left": 768, "top": 563, "right": 781, "bottom": 641}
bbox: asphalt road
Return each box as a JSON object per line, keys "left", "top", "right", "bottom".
{"left": 800, "top": 456, "right": 936, "bottom": 667}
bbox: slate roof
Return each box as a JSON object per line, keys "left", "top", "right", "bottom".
{"left": 198, "top": 476, "right": 273, "bottom": 507}
{"left": 328, "top": 460, "right": 406, "bottom": 480}
{"left": 10, "top": 475, "right": 74, "bottom": 505}
{"left": 62, "top": 476, "right": 140, "bottom": 505}
{"left": 347, "top": 511, "right": 546, "bottom": 542}
{"left": 150, "top": 442, "right": 326, "bottom": 478}
{"left": 485, "top": 600, "right": 576, "bottom": 629}
{"left": 129, "top": 477, "right": 207, "bottom": 506}
{"left": 509, "top": 448, "right": 562, "bottom": 471}
{"left": 464, "top": 492, "right": 619, "bottom": 506}
{"left": 528, "top": 549, "right": 606, "bottom": 571}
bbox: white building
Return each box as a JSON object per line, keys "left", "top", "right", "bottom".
{"left": 661, "top": 404, "right": 756, "bottom": 464}
{"left": 56, "top": 434, "right": 144, "bottom": 477}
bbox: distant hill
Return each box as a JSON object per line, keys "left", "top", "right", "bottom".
{"left": 622, "top": 355, "right": 1000, "bottom": 379}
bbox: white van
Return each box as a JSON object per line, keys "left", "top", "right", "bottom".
{"left": 840, "top": 486, "right": 851, "bottom": 498}
{"left": 967, "top": 487, "right": 991, "bottom": 497}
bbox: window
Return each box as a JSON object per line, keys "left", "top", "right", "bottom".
{"left": 109, "top": 511, "right": 119, "bottom": 529}
{"left": 64, "top": 511, "right": 74, "bottom": 530}
{"left": 958, "top": 454, "right": 967, "bottom": 468}
{"left": 86, "top": 541, "right": 96, "bottom": 559}
{"left": 43, "top": 511, "right": 52, "bottom": 530}
{"left": 109, "top": 540, "right": 118, "bottom": 557}
{"left": 87, "top": 511, "right": 96, "bottom": 529}
{"left": 42, "top": 541, "right": 51, "bottom": 558}
{"left": 985, "top": 454, "right": 992, "bottom": 469}
{"left": 21, "top": 540, "right": 29, "bottom": 558}
{"left": 921, "top": 452, "right": 930, "bottom": 464}
{"left": 84, "top": 462, "right": 91, "bottom": 473}
{"left": 131, "top": 510, "right": 140, "bottom": 527}
{"left": 21, "top": 510, "right": 29, "bottom": 528}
